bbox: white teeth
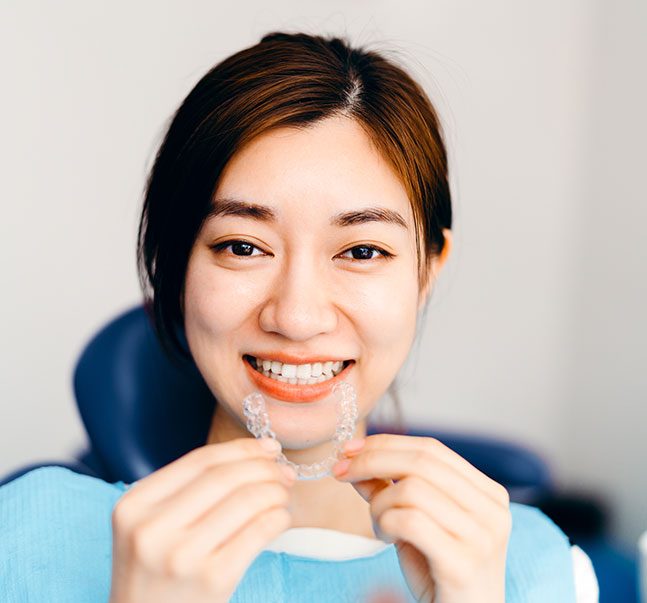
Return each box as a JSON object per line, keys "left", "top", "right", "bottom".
{"left": 296, "top": 363, "right": 311, "bottom": 379}
{"left": 251, "top": 356, "right": 349, "bottom": 384}
{"left": 282, "top": 364, "right": 297, "bottom": 378}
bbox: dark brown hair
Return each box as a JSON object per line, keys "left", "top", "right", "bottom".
{"left": 138, "top": 32, "right": 452, "bottom": 362}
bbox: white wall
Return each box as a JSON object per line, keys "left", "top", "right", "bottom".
{"left": 1, "top": 0, "right": 645, "bottom": 549}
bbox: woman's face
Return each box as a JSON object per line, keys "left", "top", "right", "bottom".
{"left": 183, "top": 116, "right": 443, "bottom": 451}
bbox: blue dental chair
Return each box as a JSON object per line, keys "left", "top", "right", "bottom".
{"left": 1, "top": 305, "right": 638, "bottom": 601}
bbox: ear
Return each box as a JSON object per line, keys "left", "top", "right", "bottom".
{"left": 417, "top": 228, "right": 452, "bottom": 311}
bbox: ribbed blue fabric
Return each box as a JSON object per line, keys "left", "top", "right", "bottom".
{"left": 0, "top": 467, "right": 577, "bottom": 602}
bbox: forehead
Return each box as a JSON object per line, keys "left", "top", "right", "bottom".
{"left": 213, "top": 116, "right": 413, "bottom": 223}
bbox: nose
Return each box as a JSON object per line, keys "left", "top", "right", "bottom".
{"left": 258, "top": 255, "right": 338, "bottom": 341}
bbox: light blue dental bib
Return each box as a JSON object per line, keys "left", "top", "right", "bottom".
{"left": 0, "top": 467, "right": 576, "bottom": 602}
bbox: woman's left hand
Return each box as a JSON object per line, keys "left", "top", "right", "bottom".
{"left": 332, "top": 434, "right": 511, "bottom": 603}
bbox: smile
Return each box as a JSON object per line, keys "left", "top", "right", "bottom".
{"left": 243, "top": 355, "right": 354, "bottom": 403}
{"left": 247, "top": 356, "right": 348, "bottom": 385}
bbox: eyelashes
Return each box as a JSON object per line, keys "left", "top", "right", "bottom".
{"left": 212, "top": 240, "right": 263, "bottom": 257}
{"left": 338, "top": 245, "right": 393, "bottom": 261}
{"left": 211, "top": 240, "right": 395, "bottom": 262}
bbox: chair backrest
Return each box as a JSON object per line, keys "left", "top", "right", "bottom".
{"left": 72, "top": 305, "right": 552, "bottom": 500}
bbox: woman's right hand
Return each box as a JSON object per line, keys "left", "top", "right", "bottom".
{"left": 109, "top": 437, "right": 295, "bottom": 603}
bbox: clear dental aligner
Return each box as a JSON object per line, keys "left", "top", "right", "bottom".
{"left": 243, "top": 382, "right": 359, "bottom": 480}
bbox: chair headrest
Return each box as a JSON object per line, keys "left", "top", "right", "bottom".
{"left": 73, "top": 305, "right": 216, "bottom": 482}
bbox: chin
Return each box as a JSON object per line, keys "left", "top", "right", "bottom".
{"left": 258, "top": 401, "right": 343, "bottom": 450}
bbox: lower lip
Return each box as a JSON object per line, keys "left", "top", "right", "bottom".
{"left": 243, "top": 357, "right": 354, "bottom": 403}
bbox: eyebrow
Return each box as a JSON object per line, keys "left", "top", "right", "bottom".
{"left": 207, "top": 197, "right": 277, "bottom": 221}
{"left": 208, "top": 197, "right": 408, "bottom": 229}
{"left": 330, "top": 207, "right": 408, "bottom": 229}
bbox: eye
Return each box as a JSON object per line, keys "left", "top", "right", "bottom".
{"left": 212, "top": 240, "right": 265, "bottom": 257}
{"left": 339, "top": 245, "right": 394, "bottom": 261}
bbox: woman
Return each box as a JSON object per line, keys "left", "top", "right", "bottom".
{"left": 0, "top": 33, "right": 595, "bottom": 602}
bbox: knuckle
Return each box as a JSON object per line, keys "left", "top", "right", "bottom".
{"left": 377, "top": 509, "right": 395, "bottom": 535}
{"left": 274, "top": 484, "right": 291, "bottom": 506}
{"left": 368, "top": 496, "right": 381, "bottom": 517}
{"left": 112, "top": 496, "right": 136, "bottom": 533}
{"left": 496, "top": 483, "right": 511, "bottom": 506}
{"left": 129, "top": 521, "right": 160, "bottom": 568}
{"left": 241, "top": 456, "right": 281, "bottom": 481}
{"left": 183, "top": 445, "right": 213, "bottom": 468}
{"left": 239, "top": 437, "right": 266, "bottom": 455}
{"left": 262, "top": 459, "right": 288, "bottom": 482}
{"left": 411, "top": 449, "right": 432, "bottom": 471}
{"left": 164, "top": 548, "right": 190, "bottom": 579}
{"left": 360, "top": 448, "right": 380, "bottom": 467}
{"left": 496, "top": 506, "right": 513, "bottom": 538}
{"left": 259, "top": 506, "right": 292, "bottom": 536}
{"left": 398, "top": 476, "right": 422, "bottom": 502}
{"left": 379, "top": 507, "right": 410, "bottom": 535}
{"left": 423, "top": 436, "right": 444, "bottom": 455}
{"left": 209, "top": 457, "right": 273, "bottom": 487}
{"left": 260, "top": 481, "right": 291, "bottom": 506}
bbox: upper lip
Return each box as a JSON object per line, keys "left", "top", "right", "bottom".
{"left": 245, "top": 353, "right": 353, "bottom": 365}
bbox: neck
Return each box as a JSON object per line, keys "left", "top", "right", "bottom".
{"left": 206, "top": 405, "right": 375, "bottom": 539}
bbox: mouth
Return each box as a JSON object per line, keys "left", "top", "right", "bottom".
{"left": 243, "top": 355, "right": 354, "bottom": 403}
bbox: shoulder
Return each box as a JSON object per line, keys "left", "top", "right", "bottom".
{"left": 0, "top": 463, "right": 129, "bottom": 541}
{"left": 1, "top": 464, "right": 128, "bottom": 493}
{"left": 0, "top": 466, "right": 128, "bottom": 603}
{"left": 1, "top": 465, "right": 128, "bottom": 516}
{"left": 0, "top": 465, "right": 129, "bottom": 544}
{"left": 508, "top": 501, "right": 571, "bottom": 547}
{"left": 506, "top": 502, "right": 578, "bottom": 602}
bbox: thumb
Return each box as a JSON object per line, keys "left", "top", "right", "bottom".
{"left": 349, "top": 477, "right": 392, "bottom": 503}
{"left": 349, "top": 477, "right": 396, "bottom": 543}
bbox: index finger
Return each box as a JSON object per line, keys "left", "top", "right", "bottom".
{"left": 125, "top": 437, "right": 281, "bottom": 507}
{"left": 343, "top": 434, "right": 510, "bottom": 507}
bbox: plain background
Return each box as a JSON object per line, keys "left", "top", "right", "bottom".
{"left": 1, "top": 0, "right": 645, "bottom": 551}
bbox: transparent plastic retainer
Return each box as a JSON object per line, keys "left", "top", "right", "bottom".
{"left": 243, "top": 382, "right": 358, "bottom": 480}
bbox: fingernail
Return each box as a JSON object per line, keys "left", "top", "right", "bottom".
{"left": 279, "top": 464, "right": 296, "bottom": 483}
{"left": 332, "top": 458, "right": 352, "bottom": 477}
{"left": 342, "top": 438, "right": 366, "bottom": 456}
{"left": 258, "top": 438, "right": 281, "bottom": 454}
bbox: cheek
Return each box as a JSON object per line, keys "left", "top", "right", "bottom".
{"left": 348, "top": 277, "right": 418, "bottom": 417}
{"left": 183, "top": 259, "right": 263, "bottom": 345}
{"left": 351, "top": 274, "right": 419, "bottom": 364}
